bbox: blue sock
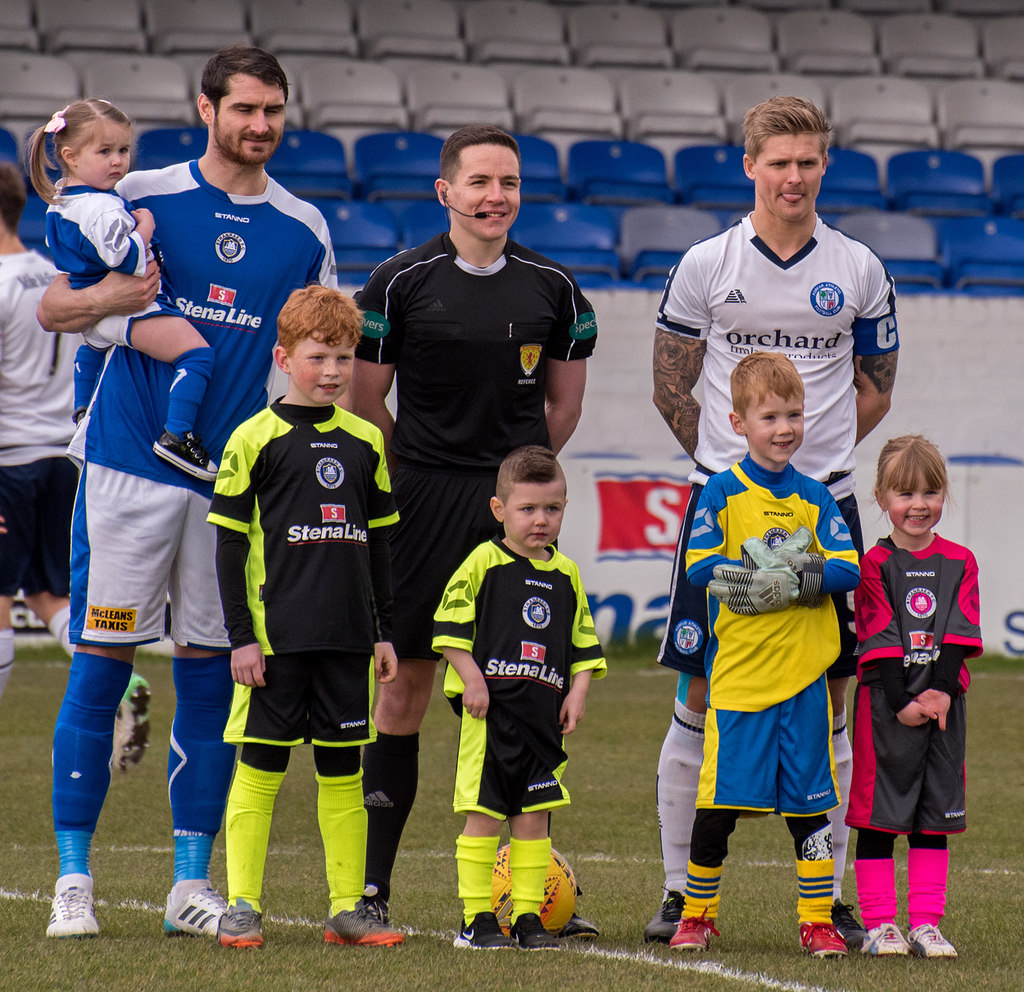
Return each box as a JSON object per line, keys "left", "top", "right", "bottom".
{"left": 73, "top": 343, "right": 107, "bottom": 413}
{"left": 56, "top": 829, "right": 94, "bottom": 878}
{"left": 52, "top": 652, "right": 133, "bottom": 848}
{"left": 173, "top": 832, "right": 216, "bottom": 885}
{"left": 164, "top": 346, "right": 214, "bottom": 438}
{"left": 168, "top": 654, "right": 235, "bottom": 880}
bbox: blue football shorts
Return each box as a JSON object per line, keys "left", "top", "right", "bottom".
{"left": 697, "top": 675, "right": 838, "bottom": 816}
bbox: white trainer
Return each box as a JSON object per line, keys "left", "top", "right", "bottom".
{"left": 47, "top": 874, "right": 99, "bottom": 938}
{"left": 862, "top": 922, "right": 911, "bottom": 956}
{"left": 164, "top": 885, "right": 227, "bottom": 936}
{"left": 908, "top": 923, "right": 958, "bottom": 959}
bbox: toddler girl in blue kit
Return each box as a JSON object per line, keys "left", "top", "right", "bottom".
{"left": 29, "top": 98, "right": 217, "bottom": 480}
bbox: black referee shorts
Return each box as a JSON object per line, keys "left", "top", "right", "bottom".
{"left": 390, "top": 465, "right": 501, "bottom": 660}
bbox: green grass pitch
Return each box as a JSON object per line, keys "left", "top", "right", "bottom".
{"left": 2, "top": 643, "right": 1022, "bottom": 992}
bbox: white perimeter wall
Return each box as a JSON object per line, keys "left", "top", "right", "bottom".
{"left": 556, "top": 291, "right": 1024, "bottom": 655}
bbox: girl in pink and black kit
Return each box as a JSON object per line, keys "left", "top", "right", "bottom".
{"left": 848, "top": 435, "right": 982, "bottom": 959}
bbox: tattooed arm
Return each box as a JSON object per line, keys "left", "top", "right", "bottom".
{"left": 653, "top": 328, "right": 706, "bottom": 459}
{"left": 853, "top": 349, "right": 898, "bottom": 444}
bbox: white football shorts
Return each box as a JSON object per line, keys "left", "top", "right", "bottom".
{"left": 70, "top": 462, "right": 229, "bottom": 649}
{"left": 81, "top": 298, "right": 166, "bottom": 350}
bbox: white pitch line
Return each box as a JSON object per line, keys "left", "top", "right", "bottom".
{"left": 2, "top": 886, "right": 847, "bottom": 992}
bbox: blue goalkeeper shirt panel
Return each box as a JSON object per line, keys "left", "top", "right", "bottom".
{"left": 686, "top": 454, "right": 860, "bottom": 712}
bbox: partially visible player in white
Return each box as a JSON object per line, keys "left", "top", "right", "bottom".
{"left": 647, "top": 96, "right": 899, "bottom": 948}
{"left": 37, "top": 46, "right": 337, "bottom": 941}
{"left": 0, "top": 162, "right": 74, "bottom": 703}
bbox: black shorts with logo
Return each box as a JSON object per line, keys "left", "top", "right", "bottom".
{"left": 224, "top": 649, "right": 374, "bottom": 747}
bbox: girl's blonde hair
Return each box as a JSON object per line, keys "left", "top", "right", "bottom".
{"left": 874, "top": 435, "right": 949, "bottom": 501}
{"left": 28, "top": 99, "right": 132, "bottom": 204}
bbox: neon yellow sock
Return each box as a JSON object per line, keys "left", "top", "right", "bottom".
{"left": 509, "top": 836, "right": 550, "bottom": 922}
{"left": 796, "top": 858, "right": 835, "bottom": 925}
{"left": 225, "top": 762, "right": 286, "bottom": 912}
{"left": 317, "top": 770, "right": 366, "bottom": 917}
{"left": 456, "top": 834, "right": 500, "bottom": 925}
{"left": 682, "top": 860, "right": 722, "bottom": 921}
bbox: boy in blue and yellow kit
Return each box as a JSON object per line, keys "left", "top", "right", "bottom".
{"left": 669, "top": 351, "right": 860, "bottom": 958}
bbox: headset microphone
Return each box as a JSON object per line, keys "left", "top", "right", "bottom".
{"left": 442, "top": 190, "right": 490, "bottom": 220}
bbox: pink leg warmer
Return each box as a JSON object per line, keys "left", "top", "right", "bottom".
{"left": 854, "top": 858, "right": 896, "bottom": 931}
{"left": 908, "top": 847, "right": 949, "bottom": 929}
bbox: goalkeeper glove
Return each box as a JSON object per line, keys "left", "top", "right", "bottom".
{"left": 709, "top": 534, "right": 800, "bottom": 615}
{"left": 740, "top": 525, "right": 826, "bottom": 607}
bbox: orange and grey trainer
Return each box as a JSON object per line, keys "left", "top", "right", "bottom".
{"left": 325, "top": 903, "right": 404, "bottom": 946}
{"left": 218, "top": 900, "right": 263, "bottom": 949}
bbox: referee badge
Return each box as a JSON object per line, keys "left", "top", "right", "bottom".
{"left": 520, "top": 344, "right": 542, "bottom": 375}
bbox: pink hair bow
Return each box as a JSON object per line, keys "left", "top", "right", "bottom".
{"left": 44, "top": 106, "right": 70, "bottom": 134}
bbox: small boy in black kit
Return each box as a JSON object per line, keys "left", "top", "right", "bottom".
{"left": 207, "top": 285, "right": 403, "bottom": 950}
{"left": 433, "top": 445, "right": 607, "bottom": 950}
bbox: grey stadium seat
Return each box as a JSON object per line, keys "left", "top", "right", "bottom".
{"left": 513, "top": 67, "right": 622, "bottom": 145}
{"left": 356, "top": 0, "right": 466, "bottom": 62}
{"left": 405, "top": 64, "right": 513, "bottom": 134}
{"left": 0, "top": 52, "right": 81, "bottom": 131}
{"left": 618, "top": 71, "right": 726, "bottom": 149}
{"left": 299, "top": 60, "right": 409, "bottom": 136}
{"left": 144, "top": 0, "right": 251, "bottom": 56}
{"left": 671, "top": 7, "right": 778, "bottom": 74}
{"left": 463, "top": 1, "right": 569, "bottom": 67}
{"left": 936, "top": 80, "right": 1024, "bottom": 156}
{"left": 566, "top": 5, "right": 673, "bottom": 70}
{"left": 83, "top": 55, "right": 194, "bottom": 130}
{"left": 829, "top": 76, "right": 939, "bottom": 165}
{"left": 878, "top": 14, "right": 983, "bottom": 79}
{"left": 249, "top": 0, "right": 359, "bottom": 58}
{"left": 36, "top": 0, "right": 146, "bottom": 54}
{"left": 981, "top": 17, "right": 1024, "bottom": 82}
{"left": 0, "top": 0, "right": 38, "bottom": 52}
{"left": 775, "top": 10, "right": 880, "bottom": 76}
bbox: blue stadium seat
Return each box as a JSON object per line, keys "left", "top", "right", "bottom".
{"left": 940, "top": 216, "right": 1024, "bottom": 293}
{"left": 674, "top": 145, "right": 752, "bottom": 212}
{"left": 19, "top": 193, "right": 49, "bottom": 256}
{"left": 567, "top": 140, "right": 672, "bottom": 205}
{"left": 134, "top": 127, "right": 207, "bottom": 171}
{"left": 992, "top": 154, "right": 1024, "bottom": 218}
{"left": 398, "top": 200, "right": 448, "bottom": 249}
{"left": 0, "top": 128, "right": 18, "bottom": 165}
{"left": 886, "top": 150, "right": 992, "bottom": 217}
{"left": 309, "top": 200, "right": 399, "bottom": 285}
{"left": 266, "top": 130, "right": 352, "bottom": 199}
{"left": 835, "top": 211, "right": 944, "bottom": 292}
{"left": 620, "top": 205, "right": 721, "bottom": 286}
{"left": 512, "top": 133, "right": 566, "bottom": 202}
{"left": 353, "top": 131, "right": 445, "bottom": 202}
{"left": 817, "top": 148, "right": 888, "bottom": 214}
{"left": 511, "top": 202, "right": 620, "bottom": 284}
